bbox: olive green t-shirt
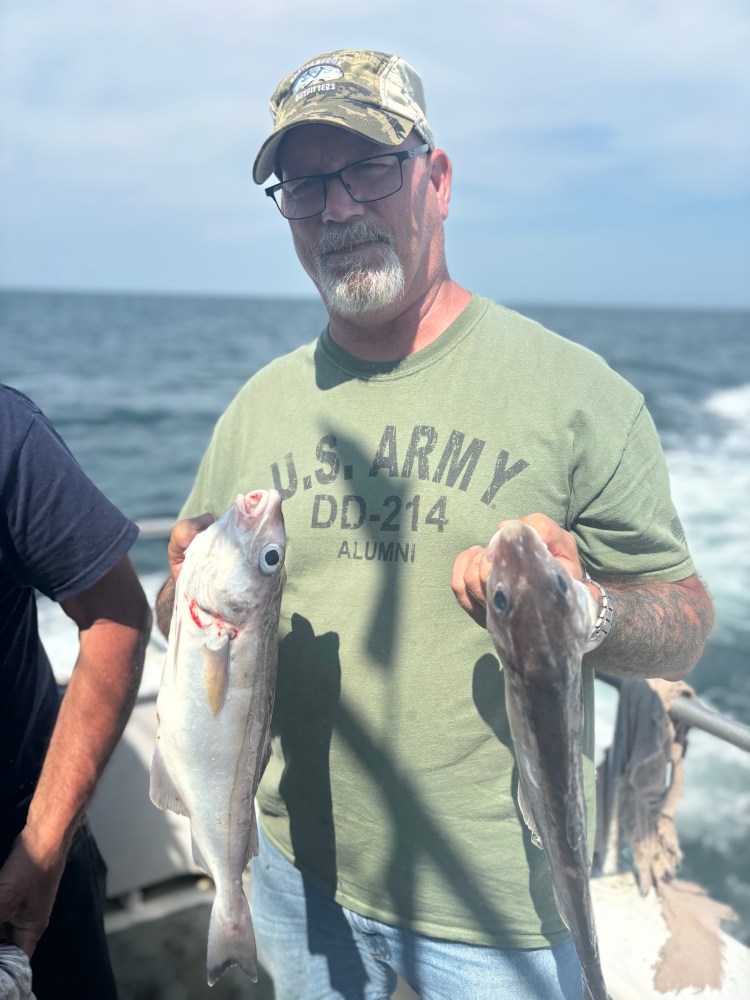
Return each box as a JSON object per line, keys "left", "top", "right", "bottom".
{"left": 180, "top": 295, "right": 694, "bottom": 948}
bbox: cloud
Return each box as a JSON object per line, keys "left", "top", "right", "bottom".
{"left": 0, "top": 0, "right": 748, "bottom": 303}
{"left": 442, "top": 1, "right": 750, "bottom": 196}
{"left": 3, "top": 0, "right": 747, "bottom": 193}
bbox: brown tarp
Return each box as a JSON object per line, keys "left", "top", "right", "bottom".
{"left": 593, "top": 677, "right": 737, "bottom": 993}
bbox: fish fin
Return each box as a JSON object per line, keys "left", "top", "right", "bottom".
{"left": 245, "top": 803, "right": 259, "bottom": 867}
{"left": 149, "top": 744, "right": 189, "bottom": 817}
{"left": 203, "top": 634, "right": 230, "bottom": 716}
{"left": 191, "top": 834, "right": 211, "bottom": 876}
{"left": 169, "top": 612, "right": 182, "bottom": 681}
{"left": 206, "top": 889, "right": 258, "bottom": 986}
{"left": 517, "top": 780, "right": 543, "bottom": 850}
{"left": 261, "top": 729, "right": 273, "bottom": 773}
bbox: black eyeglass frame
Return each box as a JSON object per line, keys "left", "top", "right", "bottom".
{"left": 265, "top": 143, "right": 431, "bottom": 220}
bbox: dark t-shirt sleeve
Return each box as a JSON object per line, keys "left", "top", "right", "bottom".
{"left": 1, "top": 387, "right": 138, "bottom": 601}
{"left": 0, "top": 386, "right": 139, "bottom": 846}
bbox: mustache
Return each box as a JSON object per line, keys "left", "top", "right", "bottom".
{"left": 316, "top": 221, "right": 395, "bottom": 257}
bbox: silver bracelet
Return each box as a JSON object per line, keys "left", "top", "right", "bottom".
{"left": 583, "top": 571, "right": 614, "bottom": 649}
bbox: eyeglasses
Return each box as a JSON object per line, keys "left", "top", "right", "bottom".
{"left": 265, "top": 144, "right": 431, "bottom": 220}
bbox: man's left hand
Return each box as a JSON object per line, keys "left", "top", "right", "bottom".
{"left": 451, "top": 513, "right": 587, "bottom": 628}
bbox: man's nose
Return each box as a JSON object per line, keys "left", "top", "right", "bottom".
{"left": 321, "top": 175, "right": 366, "bottom": 223}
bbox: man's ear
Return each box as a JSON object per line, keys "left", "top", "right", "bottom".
{"left": 429, "top": 149, "right": 452, "bottom": 221}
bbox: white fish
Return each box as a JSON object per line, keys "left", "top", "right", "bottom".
{"left": 149, "top": 489, "right": 285, "bottom": 986}
{"left": 485, "top": 520, "right": 610, "bottom": 1000}
{"left": 0, "top": 944, "right": 35, "bottom": 1000}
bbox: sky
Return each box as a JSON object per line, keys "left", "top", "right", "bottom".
{"left": 1, "top": 0, "right": 748, "bottom": 308}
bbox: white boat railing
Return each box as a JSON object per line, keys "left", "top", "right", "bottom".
{"left": 596, "top": 672, "right": 750, "bottom": 754}
{"left": 136, "top": 517, "right": 178, "bottom": 539}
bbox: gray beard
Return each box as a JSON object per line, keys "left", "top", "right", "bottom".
{"left": 314, "top": 221, "right": 405, "bottom": 320}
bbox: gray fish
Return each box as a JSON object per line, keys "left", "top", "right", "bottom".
{"left": 150, "top": 489, "right": 285, "bottom": 986}
{"left": 485, "top": 520, "right": 609, "bottom": 1000}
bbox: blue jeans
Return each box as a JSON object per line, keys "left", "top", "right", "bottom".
{"left": 251, "top": 824, "right": 583, "bottom": 1000}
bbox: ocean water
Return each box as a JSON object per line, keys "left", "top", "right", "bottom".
{"left": 1, "top": 289, "right": 749, "bottom": 943}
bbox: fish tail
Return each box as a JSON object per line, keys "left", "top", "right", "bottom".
{"left": 206, "top": 890, "right": 258, "bottom": 986}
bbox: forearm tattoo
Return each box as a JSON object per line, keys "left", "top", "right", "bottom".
{"left": 585, "top": 576, "right": 714, "bottom": 680}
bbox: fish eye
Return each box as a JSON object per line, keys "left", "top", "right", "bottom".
{"left": 555, "top": 573, "right": 568, "bottom": 594}
{"left": 493, "top": 587, "right": 510, "bottom": 612}
{"left": 259, "top": 543, "right": 284, "bottom": 574}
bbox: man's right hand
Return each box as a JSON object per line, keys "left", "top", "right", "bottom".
{"left": 166, "top": 512, "right": 215, "bottom": 582}
{"left": 0, "top": 830, "right": 67, "bottom": 957}
{"left": 155, "top": 512, "right": 215, "bottom": 637}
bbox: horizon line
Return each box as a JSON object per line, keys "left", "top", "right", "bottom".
{"left": 1, "top": 283, "right": 748, "bottom": 315}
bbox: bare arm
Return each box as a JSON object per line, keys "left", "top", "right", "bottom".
{"left": 451, "top": 514, "right": 714, "bottom": 682}
{"left": 155, "top": 576, "right": 177, "bottom": 639}
{"left": 0, "top": 555, "right": 151, "bottom": 955}
{"left": 582, "top": 573, "right": 713, "bottom": 679}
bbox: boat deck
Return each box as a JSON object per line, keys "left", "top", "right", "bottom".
{"left": 107, "top": 892, "right": 273, "bottom": 999}
{"left": 105, "top": 880, "right": 419, "bottom": 999}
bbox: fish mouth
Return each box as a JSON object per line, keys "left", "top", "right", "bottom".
{"left": 236, "top": 491, "right": 269, "bottom": 518}
{"left": 234, "top": 490, "right": 281, "bottom": 531}
{"left": 486, "top": 521, "right": 552, "bottom": 612}
{"left": 486, "top": 520, "right": 528, "bottom": 563}
{"left": 233, "top": 489, "right": 282, "bottom": 523}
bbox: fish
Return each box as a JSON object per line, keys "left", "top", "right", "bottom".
{"left": 149, "top": 489, "right": 285, "bottom": 986}
{"left": 0, "top": 944, "right": 35, "bottom": 1000}
{"left": 484, "top": 520, "right": 610, "bottom": 1000}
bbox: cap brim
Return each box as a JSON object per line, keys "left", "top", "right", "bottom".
{"left": 252, "top": 107, "right": 416, "bottom": 185}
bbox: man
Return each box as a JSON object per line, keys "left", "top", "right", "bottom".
{"left": 157, "top": 50, "right": 713, "bottom": 1000}
{"left": 0, "top": 385, "right": 152, "bottom": 999}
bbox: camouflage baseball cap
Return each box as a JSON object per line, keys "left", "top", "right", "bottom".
{"left": 253, "top": 49, "right": 435, "bottom": 184}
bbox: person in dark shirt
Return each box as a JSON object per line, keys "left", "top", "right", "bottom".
{"left": 0, "top": 385, "right": 152, "bottom": 999}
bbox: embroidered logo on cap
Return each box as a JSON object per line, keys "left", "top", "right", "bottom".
{"left": 291, "top": 63, "right": 343, "bottom": 96}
